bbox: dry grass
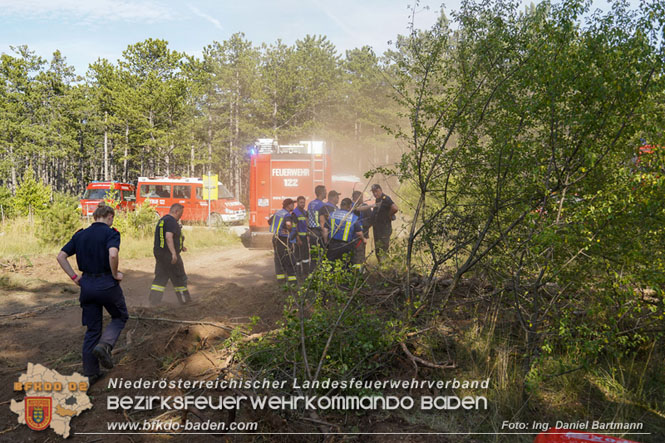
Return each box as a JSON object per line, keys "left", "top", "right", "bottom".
{"left": 0, "top": 217, "right": 64, "bottom": 259}
{"left": 0, "top": 217, "right": 239, "bottom": 261}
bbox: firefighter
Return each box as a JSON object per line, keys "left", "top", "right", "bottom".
{"left": 307, "top": 185, "right": 327, "bottom": 268}
{"left": 292, "top": 196, "right": 310, "bottom": 276}
{"left": 352, "top": 190, "right": 372, "bottom": 271}
{"left": 56, "top": 203, "right": 128, "bottom": 385}
{"left": 321, "top": 190, "right": 340, "bottom": 242}
{"left": 370, "top": 184, "right": 399, "bottom": 262}
{"left": 149, "top": 203, "right": 191, "bottom": 306}
{"left": 326, "top": 198, "right": 365, "bottom": 266}
{"left": 270, "top": 198, "right": 297, "bottom": 283}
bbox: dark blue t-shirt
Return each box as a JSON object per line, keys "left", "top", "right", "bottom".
{"left": 61, "top": 222, "right": 121, "bottom": 274}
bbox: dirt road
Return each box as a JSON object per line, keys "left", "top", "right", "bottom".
{"left": 0, "top": 244, "right": 285, "bottom": 442}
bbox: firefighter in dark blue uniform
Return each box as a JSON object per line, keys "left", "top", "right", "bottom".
{"left": 269, "top": 198, "right": 297, "bottom": 283}
{"left": 307, "top": 185, "right": 327, "bottom": 267}
{"left": 352, "top": 190, "right": 372, "bottom": 271}
{"left": 326, "top": 198, "right": 365, "bottom": 266}
{"left": 57, "top": 204, "right": 128, "bottom": 384}
{"left": 292, "top": 196, "right": 310, "bottom": 276}
{"left": 149, "top": 203, "right": 191, "bottom": 305}
{"left": 321, "top": 190, "right": 340, "bottom": 241}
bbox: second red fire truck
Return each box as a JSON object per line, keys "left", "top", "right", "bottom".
{"left": 136, "top": 176, "right": 246, "bottom": 224}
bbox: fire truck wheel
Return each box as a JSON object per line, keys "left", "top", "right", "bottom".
{"left": 208, "top": 212, "right": 224, "bottom": 227}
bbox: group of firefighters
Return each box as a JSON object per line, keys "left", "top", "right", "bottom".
{"left": 268, "top": 183, "right": 399, "bottom": 283}
{"left": 55, "top": 183, "right": 397, "bottom": 384}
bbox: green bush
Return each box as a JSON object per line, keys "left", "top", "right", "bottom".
{"left": 239, "top": 256, "right": 396, "bottom": 392}
{"left": 13, "top": 168, "right": 51, "bottom": 217}
{"left": 0, "top": 186, "right": 14, "bottom": 219}
{"left": 36, "top": 193, "right": 82, "bottom": 245}
{"left": 112, "top": 200, "right": 158, "bottom": 238}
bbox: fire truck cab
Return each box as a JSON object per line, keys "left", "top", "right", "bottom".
{"left": 136, "top": 176, "right": 246, "bottom": 224}
{"left": 248, "top": 139, "right": 331, "bottom": 246}
{"left": 79, "top": 181, "right": 136, "bottom": 216}
{"left": 634, "top": 144, "right": 661, "bottom": 172}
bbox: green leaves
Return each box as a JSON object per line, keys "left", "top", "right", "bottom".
{"left": 12, "top": 168, "right": 51, "bottom": 217}
{"left": 239, "top": 257, "right": 395, "bottom": 391}
{"left": 36, "top": 192, "right": 80, "bottom": 246}
{"left": 0, "top": 33, "right": 404, "bottom": 200}
{"left": 384, "top": 0, "right": 665, "bottom": 371}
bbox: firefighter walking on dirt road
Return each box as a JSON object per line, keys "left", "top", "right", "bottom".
{"left": 270, "top": 198, "right": 297, "bottom": 283}
{"left": 57, "top": 203, "right": 128, "bottom": 385}
{"left": 149, "top": 203, "right": 192, "bottom": 306}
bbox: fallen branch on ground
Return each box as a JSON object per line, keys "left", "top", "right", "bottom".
{"left": 0, "top": 299, "right": 78, "bottom": 320}
{"left": 0, "top": 425, "right": 20, "bottom": 435}
{"left": 129, "top": 315, "right": 244, "bottom": 335}
{"left": 301, "top": 415, "right": 339, "bottom": 431}
{"left": 162, "top": 326, "right": 184, "bottom": 352}
{"left": 400, "top": 342, "right": 456, "bottom": 373}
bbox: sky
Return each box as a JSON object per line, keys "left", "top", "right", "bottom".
{"left": 0, "top": 0, "right": 447, "bottom": 76}
{"left": 0, "top": 0, "right": 633, "bottom": 76}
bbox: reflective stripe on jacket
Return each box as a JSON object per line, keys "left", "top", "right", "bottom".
{"left": 293, "top": 207, "right": 308, "bottom": 236}
{"left": 307, "top": 199, "right": 325, "bottom": 228}
{"left": 329, "top": 209, "right": 361, "bottom": 242}
{"left": 270, "top": 209, "right": 292, "bottom": 238}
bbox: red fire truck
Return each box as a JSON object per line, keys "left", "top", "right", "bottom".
{"left": 331, "top": 174, "right": 365, "bottom": 200}
{"left": 79, "top": 181, "right": 136, "bottom": 216}
{"left": 248, "top": 139, "right": 333, "bottom": 246}
{"left": 136, "top": 176, "right": 245, "bottom": 224}
{"left": 634, "top": 143, "right": 660, "bottom": 171}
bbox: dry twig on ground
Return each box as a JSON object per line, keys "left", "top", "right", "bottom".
{"left": 129, "top": 315, "right": 242, "bottom": 335}
{"left": 400, "top": 342, "right": 456, "bottom": 378}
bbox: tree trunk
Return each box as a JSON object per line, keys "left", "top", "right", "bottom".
{"left": 37, "top": 153, "right": 42, "bottom": 183}
{"left": 232, "top": 71, "right": 241, "bottom": 198}
{"left": 190, "top": 145, "right": 195, "bottom": 176}
{"left": 9, "top": 144, "right": 17, "bottom": 193}
{"left": 54, "top": 158, "right": 59, "bottom": 190}
{"left": 166, "top": 141, "right": 173, "bottom": 176}
{"left": 273, "top": 91, "right": 278, "bottom": 138}
{"left": 79, "top": 127, "right": 84, "bottom": 191}
{"left": 229, "top": 98, "right": 234, "bottom": 189}
{"left": 207, "top": 113, "right": 213, "bottom": 171}
{"left": 111, "top": 139, "right": 116, "bottom": 180}
{"left": 234, "top": 94, "right": 240, "bottom": 199}
{"left": 123, "top": 123, "right": 129, "bottom": 181}
{"left": 104, "top": 111, "right": 109, "bottom": 181}
{"left": 149, "top": 110, "right": 156, "bottom": 176}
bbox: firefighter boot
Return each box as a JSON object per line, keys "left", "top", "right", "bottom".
{"left": 175, "top": 289, "right": 192, "bottom": 305}
{"left": 92, "top": 343, "right": 114, "bottom": 369}
{"left": 149, "top": 287, "right": 165, "bottom": 306}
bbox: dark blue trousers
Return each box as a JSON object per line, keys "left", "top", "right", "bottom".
{"left": 79, "top": 275, "right": 128, "bottom": 376}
